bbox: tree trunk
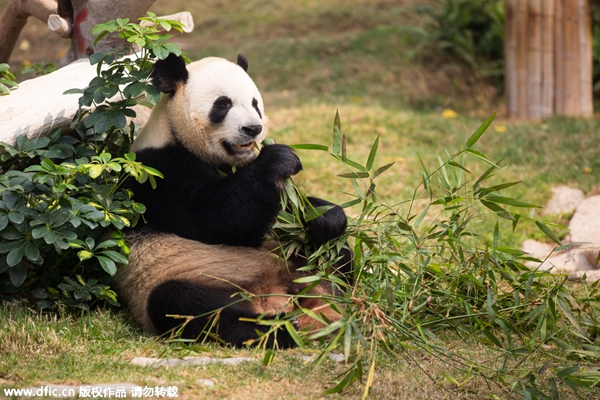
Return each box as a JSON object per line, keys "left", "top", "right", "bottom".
{"left": 0, "top": 0, "right": 57, "bottom": 63}
{"left": 0, "top": 1, "right": 197, "bottom": 66}
{"left": 505, "top": 0, "right": 593, "bottom": 120}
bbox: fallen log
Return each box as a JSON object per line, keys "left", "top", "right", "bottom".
{"left": 1, "top": 59, "right": 102, "bottom": 144}
{"left": 0, "top": 57, "right": 152, "bottom": 145}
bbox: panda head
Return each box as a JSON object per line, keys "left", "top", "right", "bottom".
{"left": 132, "top": 54, "right": 268, "bottom": 168}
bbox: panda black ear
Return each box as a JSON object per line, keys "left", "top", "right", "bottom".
{"left": 237, "top": 53, "right": 249, "bottom": 73}
{"left": 151, "top": 53, "right": 189, "bottom": 95}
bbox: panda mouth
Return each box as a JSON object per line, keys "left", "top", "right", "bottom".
{"left": 223, "top": 140, "right": 256, "bottom": 155}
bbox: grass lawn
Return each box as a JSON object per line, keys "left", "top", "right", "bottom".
{"left": 2, "top": 0, "right": 600, "bottom": 398}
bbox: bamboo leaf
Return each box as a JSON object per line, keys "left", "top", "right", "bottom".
{"left": 289, "top": 143, "right": 329, "bottom": 151}
{"left": 323, "top": 364, "right": 360, "bottom": 395}
{"left": 338, "top": 171, "right": 370, "bottom": 179}
{"left": 466, "top": 111, "right": 496, "bottom": 148}
{"left": 556, "top": 297, "right": 583, "bottom": 334}
{"left": 413, "top": 205, "right": 429, "bottom": 228}
{"left": 483, "top": 195, "right": 540, "bottom": 208}
{"left": 477, "top": 181, "right": 523, "bottom": 197}
{"left": 366, "top": 136, "right": 379, "bottom": 171}
{"left": 535, "top": 221, "right": 562, "bottom": 246}
{"left": 372, "top": 162, "right": 394, "bottom": 179}
{"left": 464, "top": 148, "right": 502, "bottom": 169}
{"left": 332, "top": 110, "right": 342, "bottom": 155}
{"left": 293, "top": 275, "right": 321, "bottom": 284}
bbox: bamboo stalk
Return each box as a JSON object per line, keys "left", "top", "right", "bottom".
{"left": 541, "top": 0, "right": 555, "bottom": 118}
{"left": 578, "top": 0, "right": 593, "bottom": 117}
{"left": 516, "top": 0, "right": 528, "bottom": 119}
{"left": 554, "top": 0, "right": 565, "bottom": 114}
{"left": 527, "top": 0, "right": 543, "bottom": 121}
{"left": 562, "top": 0, "right": 579, "bottom": 115}
{"left": 505, "top": 0, "right": 519, "bottom": 118}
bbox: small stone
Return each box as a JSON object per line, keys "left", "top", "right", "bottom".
{"left": 130, "top": 356, "right": 254, "bottom": 368}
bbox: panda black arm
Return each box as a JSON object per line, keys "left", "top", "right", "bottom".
{"left": 304, "top": 197, "right": 348, "bottom": 245}
{"left": 130, "top": 143, "right": 301, "bottom": 247}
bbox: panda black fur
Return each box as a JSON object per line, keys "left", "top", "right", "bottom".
{"left": 115, "top": 54, "right": 352, "bottom": 348}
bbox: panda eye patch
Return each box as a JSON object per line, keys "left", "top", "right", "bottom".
{"left": 252, "top": 98, "right": 262, "bottom": 119}
{"left": 209, "top": 96, "right": 233, "bottom": 123}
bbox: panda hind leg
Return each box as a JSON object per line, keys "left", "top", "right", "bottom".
{"left": 146, "top": 279, "right": 296, "bottom": 348}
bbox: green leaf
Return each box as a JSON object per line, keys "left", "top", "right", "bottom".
{"left": 466, "top": 111, "right": 496, "bottom": 148}
{"left": 88, "top": 164, "right": 104, "bottom": 179}
{"left": 77, "top": 250, "right": 94, "bottom": 262}
{"left": 144, "top": 84, "right": 162, "bottom": 105}
{"left": 6, "top": 245, "right": 24, "bottom": 266}
{"left": 24, "top": 241, "right": 40, "bottom": 261}
{"left": 97, "top": 256, "right": 117, "bottom": 276}
{"left": 284, "top": 321, "right": 304, "bottom": 348}
{"left": 464, "top": 148, "right": 502, "bottom": 169}
{"left": 289, "top": 144, "right": 329, "bottom": 151}
{"left": 482, "top": 328, "right": 503, "bottom": 349}
{"left": 262, "top": 349, "right": 275, "bottom": 366}
{"left": 0, "top": 215, "right": 8, "bottom": 231}
{"left": 535, "top": 221, "right": 562, "bottom": 246}
{"left": 323, "top": 363, "right": 360, "bottom": 394}
{"left": 413, "top": 205, "right": 429, "bottom": 228}
{"left": 8, "top": 212, "right": 24, "bottom": 224}
{"left": 101, "top": 250, "right": 128, "bottom": 264}
{"left": 31, "top": 225, "right": 49, "bottom": 239}
{"left": 483, "top": 195, "right": 540, "bottom": 208}
{"left": 293, "top": 275, "right": 321, "bottom": 284}
{"left": 486, "top": 286, "right": 496, "bottom": 322}
{"left": 338, "top": 172, "right": 370, "bottom": 179}
{"left": 372, "top": 162, "right": 394, "bottom": 179}
{"left": 9, "top": 262, "right": 27, "bottom": 287}
{"left": 332, "top": 110, "right": 342, "bottom": 155}
{"left": 366, "top": 136, "right": 379, "bottom": 171}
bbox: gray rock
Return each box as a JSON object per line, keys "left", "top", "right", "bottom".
{"left": 568, "top": 195, "right": 600, "bottom": 244}
{"left": 523, "top": 192, "right": 600, "bottom": 282}
{"left": 544, "top": 186, "right": 584, "bottom": 216}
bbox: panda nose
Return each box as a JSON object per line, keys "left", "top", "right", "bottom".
{"left": 241, "top": 125, "right": 263, "bottom": 138}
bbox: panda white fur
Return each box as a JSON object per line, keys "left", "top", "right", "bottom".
{"left": 115, "top": 54, "right": 352, "bottom": 348}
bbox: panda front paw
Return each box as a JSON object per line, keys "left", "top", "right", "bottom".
{"left": 305, "top": 197, "right": 348, "bottom": 245}
{"left": 259, "top": 144, "right": 302, "bottom": 179}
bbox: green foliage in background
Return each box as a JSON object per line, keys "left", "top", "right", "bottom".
{"left": 410, "top": 0, "right": 504, "bottom": 78}
{"left": 0, "top": 13, "right": 186, "bottom": 308}
{"left": 0, "top": 63, "right": 18, "bottom": 95}
{"left": 20, "top": 61, "right": 57, "bottom": 78}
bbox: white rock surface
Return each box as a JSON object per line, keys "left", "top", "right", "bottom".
{"left": 567, "top": 195, "right": 600, "bottom": 245}
{"left": 523, "top": 190, "right": 600, "bottom": 282}
{"left": 544, "top": 186, "right": 585, "bottom": 216}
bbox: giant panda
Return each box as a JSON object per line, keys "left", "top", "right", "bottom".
{"left": 114, "top": 53, "right": 352, "bottom": 348}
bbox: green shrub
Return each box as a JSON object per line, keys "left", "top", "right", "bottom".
{"left": 0, "top": 12, "right": 186, "bottom": 308}
{"left": 0, "top": 63, "right": 18, "bottom": 95}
